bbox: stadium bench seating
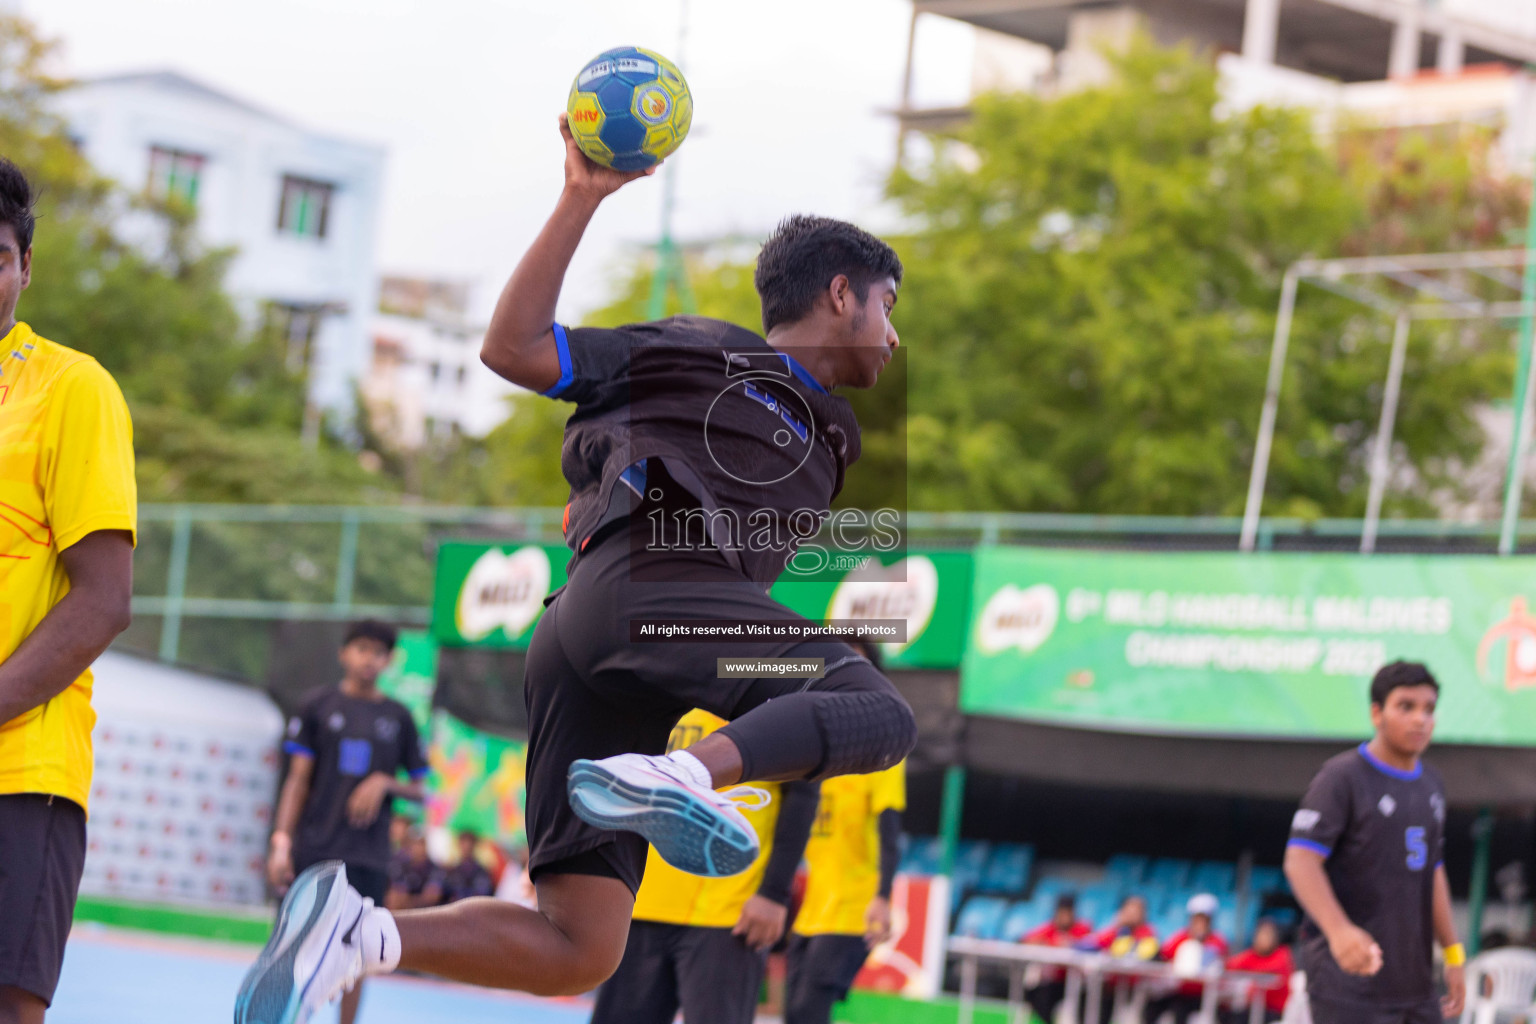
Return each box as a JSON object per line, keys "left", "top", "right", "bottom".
{"left": 903, "top": 840, "right": 1293, "bottom": 947}
{"left": 1190, "top": 860, "right": 1237, "bottom": 894}
{"left": 953, "top": 895, "right": 1009, "bottom": 940}
{"left": 1146, "top": 857, "right": 1194, "bottom": 890}
{"left": 1105, "top": 853, "right": 1149, "bottom": 887}
{"left": 1247, "top": 865, "right": 1286, "bottom": 896}
{"left": 978, "top": 843, "right": 1034, "bottom": 894}
{"left": 999, "top": 896, "right": 1049, "bottom": 942}
{"left": 900, "top": 834, "right": 944, "bottom": 876}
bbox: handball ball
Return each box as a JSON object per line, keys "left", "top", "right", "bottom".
{"left": 566, "top": 46, "right": 692, "bottom": 172}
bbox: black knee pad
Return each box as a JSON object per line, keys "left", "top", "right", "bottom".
{"left": 809, "top": 686, "right": 917, "bottom": 780}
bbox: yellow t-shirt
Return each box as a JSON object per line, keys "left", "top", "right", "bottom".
{"left": 0, "top": 324, "right": 137, "bottom": 811}
{"left": 794, "top": 761, "right": 906, "bottom": 937}
{"left": 630, "top": 709, "right": 783, "bottom": 928}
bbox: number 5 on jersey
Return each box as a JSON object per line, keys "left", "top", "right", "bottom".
{"left": 1405, "top": 826, "right": 1427, "bottom": 870}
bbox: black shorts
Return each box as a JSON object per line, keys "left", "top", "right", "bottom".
{"left": 0, "top": 793, "right": 87, "bottom": 1006}
{"left": 293, "top": 855, "right": 389, "bottom": 905}
{"left": 786, "top": 933, "right": 870, "bottom": 1000}
{"left": 1308, "top": 996, "right": 1442, "bottom": 1024}
{"left": 523, "top": 526, "right": 860, "bottom": 894}
{"left": 590, "top": 920, "right": 766, "bottom": 1024}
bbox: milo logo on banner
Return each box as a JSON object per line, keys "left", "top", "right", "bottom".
{"left": 455, "top": 546, "right": 552, "bottom": 643}
{"left": 976, "top": 583, "right": 1060, "bottom": 655}
{"left": 827, "top": 556, "right": 939, "bottom": 653}
{"left": 1478, "top": 596, "right": 1536, "bottom": 692}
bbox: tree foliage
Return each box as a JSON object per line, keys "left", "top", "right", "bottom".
{"left": 6, "top": 15, "right": 383, "bottom": 504}
{"left": 886, "top": 41, "right": 1518, "bottom": 517}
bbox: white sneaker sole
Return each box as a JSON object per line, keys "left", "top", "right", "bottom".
{"left": 566, "top": 758, "right": 758, "bottom": 877}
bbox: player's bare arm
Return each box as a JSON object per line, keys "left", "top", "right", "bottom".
{"left": 1433, "top": 864, "right": 1465, "bottom": 1017}
{"left": 480, "top": 114, "right": 656, "bottom": 392}
{"left": 1283, "top": 843, "right": 1382, "bottom": 976}
{"left": 346, "top": 771, "right": 424, "bottom": 829}
{"left": 0, "top": 530, "right": 132, "bottom": 725}
{"left": 268, "top": 753, "right": 314, "bottom": 893}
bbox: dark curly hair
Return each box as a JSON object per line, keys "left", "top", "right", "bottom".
{"left": 0, "top": 158, "right": 35, "bottom": 254}
{"left": 754, "top": 215, "right": 902, "bottom": 333}
{"left": 1369, "top": 660, "right": 1438, "bottom": 708}
{"left": 343, "top": 618, "right": 398, "bottom": 652}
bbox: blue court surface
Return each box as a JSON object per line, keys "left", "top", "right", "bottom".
{"left": 52, "top": 924, "right": 592, "bottom": 1024}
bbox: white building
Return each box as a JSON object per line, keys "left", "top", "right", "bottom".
{"left": 898, "top": 0, "right": 1536, "bottom": 164}
{"left": 364, "top": 276, "right": 520, "bottom": 449}
{"left": 56, "top": 71, "right": 386, "bottom": 429}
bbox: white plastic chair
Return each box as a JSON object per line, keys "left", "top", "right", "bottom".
{"left": 1279, "top": 971, "right": 1311, "bottom": 1024}
{"left": 1461, "top": 948, "right": 1536, "bottom": 1024}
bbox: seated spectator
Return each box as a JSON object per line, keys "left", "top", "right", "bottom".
{"left": 389, "top": 814, "right": 411, "bottom": 852}
{"left": 1021, "top": 894, "right": 1092, "bottom": 1024}
{"left": 440, "top": 828, "right": 495, "bottom": 905}
{"left": 1081, "top": 895, "right": 1159, "bottom": 1024}
{"left": 1479, "top": 928, "right": 1512, "bottom": 951}
{"left": 1143, "top": 893, "right": 1228, "bottom": 1024}
{"left": 386, "top": 828, "right": 443, "bottom": 911}
{"left": 1223, "top": 918, "right": 1292, "bottom": 1024}
{"left": 386, "top": 815, "right": 415, "bottom": 882}
{"left": 1084, "top": 895, "right": 1159, "bottom": 960}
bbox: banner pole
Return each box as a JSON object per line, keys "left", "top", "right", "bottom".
{"left": 1498, "top": 168, "right": 1536, "bottom": 556}
{"left": 1467, "top": 807, "right": 1494, "bottom": 955}
{"left": 939, "top": 764, "right": 966, "bottom": 878}
{"left": 1361, "top": 312, "right": 1410, "bottom": 555}
{"left": 1242, "top": 267, "right": 1300, "bottom": 552}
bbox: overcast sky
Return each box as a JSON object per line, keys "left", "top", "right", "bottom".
{"left": 27, "top": 0, "right": 975, "bottom": 321}
{"left": 28, "top": 0, "right": 1536, "bottom": 323}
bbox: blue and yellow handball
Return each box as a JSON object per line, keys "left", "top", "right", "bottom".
{"left": 566, "top": 46, "right": 692, "bottom": 172}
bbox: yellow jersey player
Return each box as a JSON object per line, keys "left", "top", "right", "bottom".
{"left": 786, "top": 758, "right": 906, "bottom": 1024}
{"left": 590, "top": 709, "right": 819, "bottom": 1024}
{"left": 0, "top": 157, "right": 136, "bottom": 1024}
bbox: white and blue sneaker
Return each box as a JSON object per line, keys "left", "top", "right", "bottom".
{"left": 567, "top": 753, "right": 770, "bottom": 878}
{"left": 234, "top": 862, "right": 397, "bottom": 1024}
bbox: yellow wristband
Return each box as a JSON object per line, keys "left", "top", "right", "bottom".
{"left": 1443, "top": 943, "right": 1466, "bottom": 967}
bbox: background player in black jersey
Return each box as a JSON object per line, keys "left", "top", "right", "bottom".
{"left": 263, "top": 620, "right": 427, "bottom": 1024}
{"left": 1284, "top": 661, "right": 1466, "bottom": 1024}
{"left": 236, "top": 114, "right": 916, "bottom": 1024}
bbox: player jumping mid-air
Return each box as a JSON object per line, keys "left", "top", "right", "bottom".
{"left": 235, "top": 113, "right": 916, "bottom": 1023}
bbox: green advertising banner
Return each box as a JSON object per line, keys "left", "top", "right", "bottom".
{"left": 376, "top": 630, "right": 439, "bottom": 737}
{"left": 770, "top": 551, "right": 974, "bottom": 668}
{"left": 423, "top": 710, "right": 527, "bottom": 848}
{"left": 431, "top": 542, "right": 571, "bottom": 649}
{"left": 960, "top": 547, "right": 1536, "bottom": 746}
{"left": 433, "top": 540, "right": 974, "bottom": 668}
